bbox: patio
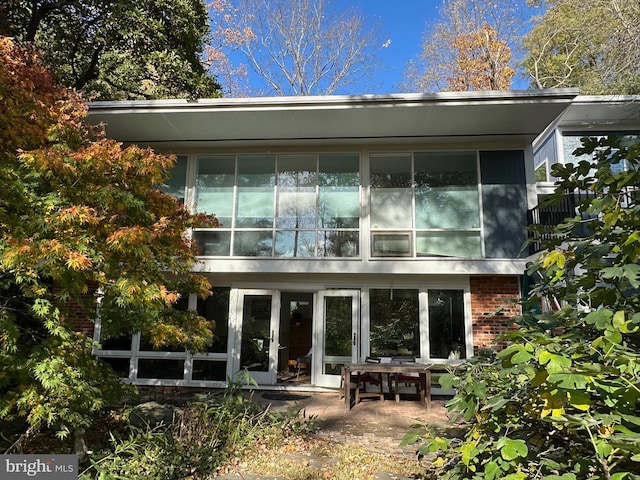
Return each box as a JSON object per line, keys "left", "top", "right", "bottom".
{"left": 255, "top": 390, "right": 455, "bottom": 454}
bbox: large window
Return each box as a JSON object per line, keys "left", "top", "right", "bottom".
{"left": 428, "top": 289, "right": 466, "bottom": 360}
{"left": 193, "top": 153, "right": 360, "bottom": 257}
{"left": 370, "top": 151, "right": 481, "bottom": 258}
{"left": 369, "top": 289, "right": 420, "bottom": 358}
{"left": 95, "top": 287, "right": 231, "bottom": 385}
{"left": 369, "top": 288, "right": 467, "bottom": 360}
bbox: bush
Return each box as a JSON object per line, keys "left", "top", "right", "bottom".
{"left": 81, "top": 371, "right": 316, "bottom": 479}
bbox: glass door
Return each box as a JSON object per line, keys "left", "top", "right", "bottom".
{"left": 236, "top": 290, "right": 280, "bottom": 385}
{"left": 314, "top": 290, "right": 360, "bottom": 388}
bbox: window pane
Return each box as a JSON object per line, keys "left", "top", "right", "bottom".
{"left": 277, "top": 155, "right": 317, "bottom": 228}
{"left": 428, "top": 290, "right": 466, "bottom": 359}
{"left": 277, "top": 154, "right": 317, "bottom": 187}
{"left": 370, "top": 189, "right": 413, "bottom": 228}
{"left": 414, "top": 152, "right": 479, "bottom": 229}
{"left": 233, "top": 231, "right": 273, "bottom": 256}
{"left": 195, "top": 155, "right": 235, "bottom": 225}
{"left": 416, "top": 231, "right": 482, "bottom": 258}
{"left": 100, "top": 334, "right": 133, "bottom": 351}
{"left": 324, "top": 296, "right": 352, "bottom": 357}
{"left": 369, "top": 289, "right": 420, "bottom": 357}
{"left": 160, "top": 155, "right": 188, "bottom": 204}
{"left": 370, "top": 153, "right": 412, "bottom": 188}
{"left": 319, "top": 153, "right": 359, "bottom": 187}
{"left": 319, "top": 187, "right": 359, "bottom": 228}
{"left": 370, "top": 153, "right": 412, "bottom": 229}
{"left": 197, "top": 287, "right": 230, "bottom": 353}
{"left": 275, "top": 230, "right": 316, "bottom": 257}
{"left": 192, "top": 360, "right": 227, "bottom": 381}
{"left": 372, "top": 233, "right": 411, "bottom": 256}
{"left": 192, "top": 230, "right": 231, "bottom": 256}
{"left": 137, "top": 359, "right": 185, "bottom": 379}
{"left": 277, "top": 190, "right": 316, "bottom": 228}
{"left": 318, "top": 231, "right": 358, "bottom": 257}
{"left": 240, "top": 295, "right": 272, "bottom": 372}
{"left": 236, "top": 155, "right": 275, "bottom": 227}
{"left": 101, "top": 357, "right": 130, "bottom": 378}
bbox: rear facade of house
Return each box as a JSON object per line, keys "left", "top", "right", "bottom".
{"left": 83, "top": 90, "right": 639, "bottom": 392}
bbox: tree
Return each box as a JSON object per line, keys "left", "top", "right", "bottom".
{"left": 404, "top": 0, "right": 531, "bottom": 92}
{"left": 408, "top": 134, "right": 640, "bottom": 478}
{"left": 0, "top": 37, "right": 216, "bottom": 445}
{"left": 523, "top": 0, "right": 640, "bottom": 94}
{"left": 447, "top": 22, "right": 515, "bottom": 91}
{"left": 3, "top": 0, "right": 221, "bottom": 100}
{"left": 207, "top": 0, "right": 382, "bottom": 96}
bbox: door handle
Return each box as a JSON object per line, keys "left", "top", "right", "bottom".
{"left": 271, "top": 330, "right": 274, "bottom": 342}
{"left": 353, "top": 333, "right": 356, "bottom": 346}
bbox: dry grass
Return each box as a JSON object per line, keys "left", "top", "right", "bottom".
{"left": 216, "top": 434, "right": 426, "bottom": 479}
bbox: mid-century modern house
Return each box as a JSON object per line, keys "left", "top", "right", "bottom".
{"left": 85, "top": 90, "right": 639, "bottom": 391}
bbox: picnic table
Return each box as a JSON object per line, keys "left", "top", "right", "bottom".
{"left": 342, "top": 362, "right": 441, "bottom": 411}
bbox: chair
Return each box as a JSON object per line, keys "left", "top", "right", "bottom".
{"left": 294, "top": 355, "right": 311, "bottom": 380}
{"left": 391, "top": 357, "right": 422, "bottom": 403}
{"left": 340, "top": 356, "right": 384, "bottom": 403}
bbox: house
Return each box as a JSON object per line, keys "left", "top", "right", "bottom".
{"left": 84, "top": 90, "right": 639, "bottom": 391}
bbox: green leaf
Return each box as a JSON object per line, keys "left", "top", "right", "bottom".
{"left": 497, "top": 437, "right": 528, "bottom": 461}
{"left": 484, "top": 460, "right": 501, "bottom": 480}
{"left": 585, "top": 309, "right": 613, "bottom": 329}
{"left": 568, "top": 390, "right": 592, "bottom": 411}
{"left": 539, "top": 351, "right": 572, "bottom": 374}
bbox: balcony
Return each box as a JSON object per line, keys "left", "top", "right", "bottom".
{"left": 527, "top": 190, "right": 596, "bottom": 255}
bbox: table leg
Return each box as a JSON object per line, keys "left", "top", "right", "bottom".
{"left": 426, "top": 370, "right": 431, "bottom": 410}
{"left": 419, "top": 372, "right": 426, "bottom": 406}
{"left": 343, "top": 366, "right": 352, "bottom": 411}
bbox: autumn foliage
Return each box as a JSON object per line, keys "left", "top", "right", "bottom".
{"left": 447, "top": 23, "right": 515, "bottom": 91}
{"left": 0, "top": 37, "right": 215, "bottom": 443}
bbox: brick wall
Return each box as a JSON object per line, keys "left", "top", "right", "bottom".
{"left": 60, "top": 287, "right": 97, "bottom": 337}
{"left": 470, "top": 275, "right": 521, "bottom": 352}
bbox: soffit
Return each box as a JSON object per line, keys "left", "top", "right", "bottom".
{"left": 88, "top": 90, "right": 578, "bottom": 148}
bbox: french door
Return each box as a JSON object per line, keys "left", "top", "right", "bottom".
{"left": 235, "top": 289, "right": 280, "bottom": 385}
{"left": 314, "top": 290, "right": 360, "bottom": 388}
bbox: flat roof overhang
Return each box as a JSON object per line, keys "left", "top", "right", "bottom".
{"left": 88, "top": 89, "right": 579, "bottom": 149}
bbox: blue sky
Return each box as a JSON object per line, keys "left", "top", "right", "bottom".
{"left": 347, "top": 0, "right": 441, "bottom": 93}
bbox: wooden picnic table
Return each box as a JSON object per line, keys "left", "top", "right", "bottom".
{"left": 342, "top": 362, "right": 438, "bottom": 411}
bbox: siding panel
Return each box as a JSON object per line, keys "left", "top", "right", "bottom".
{"left": 480, "top": 151, "right": 527, "bottom": 258}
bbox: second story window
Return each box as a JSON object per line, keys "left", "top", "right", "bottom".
{"left": 370, "top": 151, "right": 482, "bottom": 259}
{"left": 192, "top": 153, "right": 360, "bottom": 258}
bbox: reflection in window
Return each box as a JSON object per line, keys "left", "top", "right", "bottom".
{"left": 192, "top": 360, "right": 227, "bottom": 381}
{"left": 277, "top": 154, "right": 317, "bottom": 229}
{"left": 233, "top": 231, "right": 273, "bottom": 256}
{"left": 324, "top": 296, "right": 352, "bottom": 357}
{"left": 100, "top": 334, "right": 133, "bottom": 351}
{"left": 193, "top": 153, "right": 360, "bottom": 258}
{"left": 414, "top": 152, "right": 479, "bottom": 229}
{"left": 101, "top": 357, "right": 130, "bottom": 378}
{"left": 236, "top": 155, "right": 276, "bottom": 228}
{"left": 192, "top": 231, "right": 231, "bottom": 256}
{"left": 369, "top": 289, "right": 420, "bottom": 357}
{"left": 160, "top": 155, "right": 188, "bottom": 204}
{"left": 138, "top": 359, "right": 185, "bottom": 379}
{"left": 319, "top": 154, "right": 360, "bottom": 229}
{"left": 196, "top": 155, "right": 235, "bottom": 224}
{"left": 370, "top": 153, "right": 412, "bottom": 229}
{"left": 416, "top": 231, "right": 481, "bottom": 258}
{"left": 428, "top": 290, "right": 466, "bottom": 359}
{"left": 318, "top": 231, "right": 358, "bottom": 257}
{"left": 197, "top": 287, "right": 230, "bottom": 353}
